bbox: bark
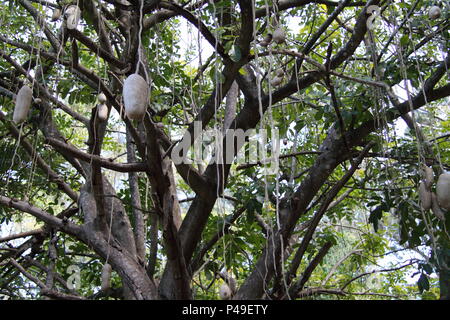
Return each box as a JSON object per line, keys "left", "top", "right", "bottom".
{"left": 0, "top": 0, "right": 449, "bottom": 301}
{"left": 223, "top": 81, "right": 238, "bottom": 131}
{"left": 439, "top": 254, "right": 450, "bottom": 300}
{"left": 80, "top": 175, "right": 140, "bottom": 299}
{"left": 126, "top": 129, "right": 146, "bottom": 264}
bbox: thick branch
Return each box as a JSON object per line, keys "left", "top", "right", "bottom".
{"left": 45, "top": 137, "right": 148, "bottom": 173}
{"left": 0, "top": 196, "right": 83, "bottom": 238}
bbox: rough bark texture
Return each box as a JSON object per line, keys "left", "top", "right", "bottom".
{"left": 0, "top": 0, "right": 449, "bottom": 301}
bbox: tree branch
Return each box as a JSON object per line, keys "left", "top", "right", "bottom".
{"left": 288, "top": 241, "right": 333, "bottom": 298}
{"left": 0, "top": 111, "right": 79, "bottom": 202}
{"left": 45, "top": 137, "right": 148, "bottom": 173}
{"left": 0, "top": 196, "right": 83, "bottom": 239}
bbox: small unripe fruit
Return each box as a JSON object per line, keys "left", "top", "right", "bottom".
{"left": 428, "top": 6, "right": 441, "bottom": 20}
{"left": 260, "top": 34, "right": 272, "bottom": 47}
{"left": 422, "top": 165, "right": 434, "bottom": 189}
{"left": 51, "top": 8, "right": 61, "bottom": 21}
{"left": 272, "top": 28, "right": 286, "bottom": 44}
{"left": 98, "top": 92, "right": 107, "bottom": 104}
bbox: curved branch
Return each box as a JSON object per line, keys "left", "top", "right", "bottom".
{"left": 0, "top": 229, "right": 43, "bottom": 243}
{"left": 158, "top": 1, "right": 230, "bottom": 62}
{"left": 68, "top": 29, "right": 128, "bottom": 69}
{"left": 0, "top": 196, "right": 83, "bottom": 239}
{"left": 45, "top": 137, "right": 148, "bottom": 173}
{"left": 340, "top": 261, "right": 416, "bottom": 291}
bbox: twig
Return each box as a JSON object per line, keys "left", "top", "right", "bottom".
{"left": 321, "top": 249, "right": 363, "bottom": 286}
{"left": 189, "top": 206, "right": 246, "bottom": 274}
{"left": 288, "top": 241, "right": 333, "bottom": 298}
{"left": 284, "top": 142, "right": 374, "bottom": 288}
{"left": 9, "top": 258, "right": 46, "bottom": 289}
{"left": 340, "top": 261, "right": 416, "bottom": 291}
{"left": 0, "top": 229, "right": 44, "bottom": 243}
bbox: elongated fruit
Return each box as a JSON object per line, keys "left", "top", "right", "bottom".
{"left": 431, "top": 193, "right": 445, "bottom": 221}
{"left": 123, "top": 74, "right": 149, "bottom": 120}
{"left": 436, "top": 173, "right": 450, "bottom": 210}
{"left": 423, "top": 165, "right": 434, "bottom": 189}
{"left": 419, "top": 181, "right": 431, "bottom": 210}
{"left": 65, "top": 5, "right": 81, "bottom": 30}
{"left": 97, "top": 104, "right": 108, "bottom": 122}
{"left": 13, "top": 86, "right": 32, "bottom": 124}
{"left": 219, "top": 283, "right": 232, "bottom": 300}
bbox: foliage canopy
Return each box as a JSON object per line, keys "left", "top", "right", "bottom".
{"left": 0, "top": 0, "right": 449, "bottom": 300}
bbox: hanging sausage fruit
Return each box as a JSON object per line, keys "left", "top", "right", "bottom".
{"left": 431, "top": 193, "right": 446, "bottom": 221}
{"left": 65, "top": 5, "right": 81, "bottom": 30}
{"left": 123, "top": 74, "right": 149, "bottom": 121}
{"left": 422, "top": 165, "right": 434, "bottom": 188}
{"left": 219, "top": 283, "right": 232, "bottom": 300}
{"left": 436, "top": 172, "right": 450, "bottom": 211}
{"left": 418, "top": 181, "right": 432, "bottom": 210}
{"left": 97, "top": 103, "right": 108, "bottom": 122}
{"left": 13, "top": 85, "right": 33, "bottom": 124}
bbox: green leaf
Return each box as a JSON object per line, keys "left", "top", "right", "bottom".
{"left": 326, "top": 5, "right": 334, "bottom": 15}
{"left": 400, "top": 35, "right": 409, "bottom": 47}
{"left": 239, "top": 68, "right": 247, "bottom": 75}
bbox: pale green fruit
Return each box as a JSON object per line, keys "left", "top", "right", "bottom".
{"left": 13, "top": 86, "right": 32, "bottom": 124}
{"left": 436, "top": 173, "right": 450, "bottom": 210}
{"left": 123, "top": 74, "right": 149, "bottom": 121}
